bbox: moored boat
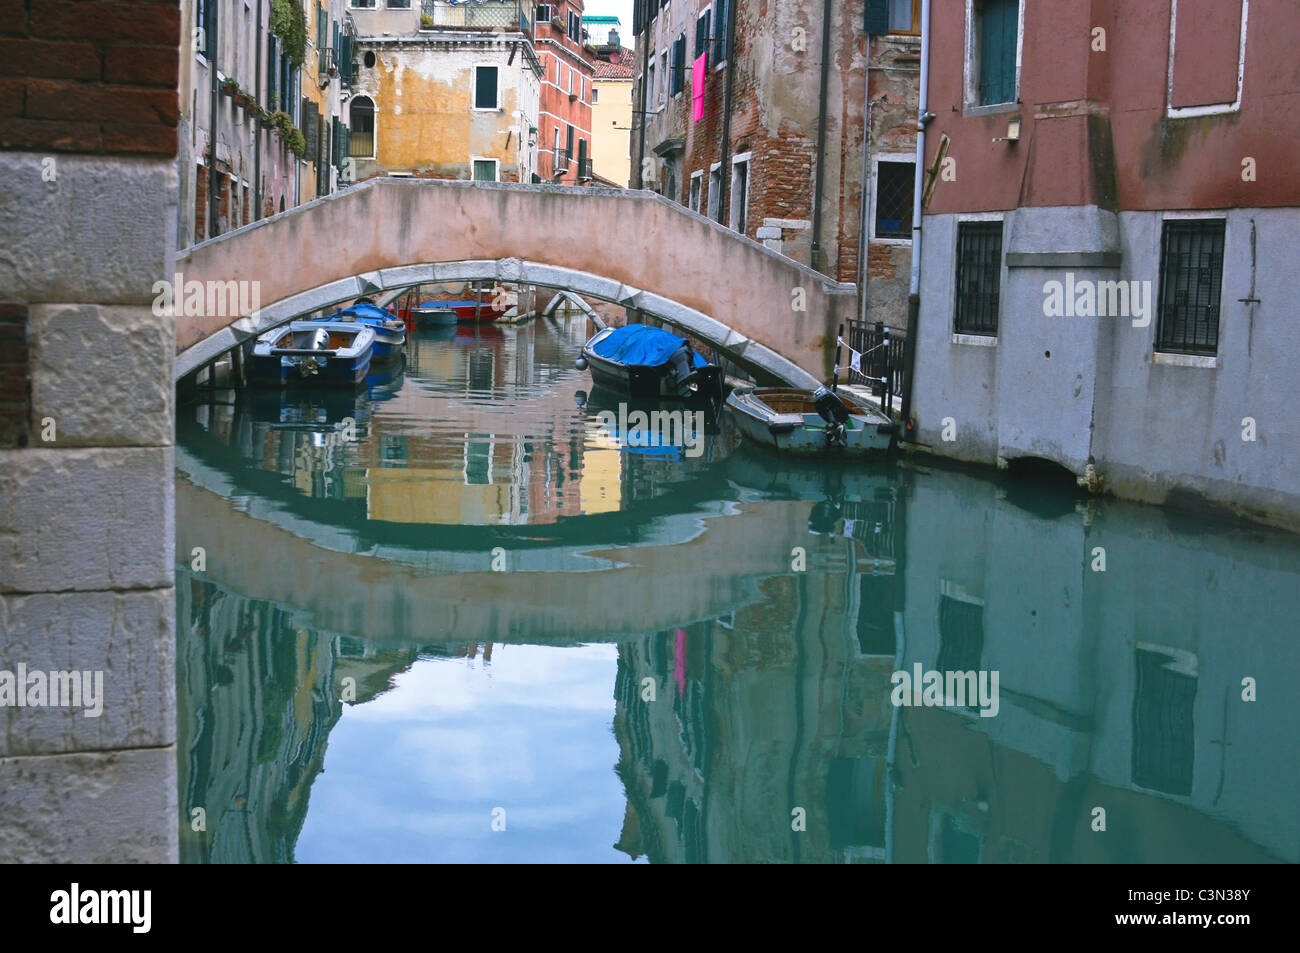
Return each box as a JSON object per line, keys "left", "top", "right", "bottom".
{"left": 322, "top": 302, "right": 406, "bottom": 360}
{"left": 577, "top": 324, "right": 723, "bottom": 402}
{"left": 725, "top": 386, "right": 898, "bottom": 455}
{"left": 409, "top": 304, "right": 460, "bottom": 327}
{"left": 249, "top": 320, "right": 375, "bottom": 388}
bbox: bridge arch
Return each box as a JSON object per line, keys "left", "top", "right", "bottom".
{"left": 173, "top": 178, "right": 856, "bottom": 387}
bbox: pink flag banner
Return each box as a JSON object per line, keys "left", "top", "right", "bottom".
{"left": 692, "top": 54, "right": 707, "bottom": 122}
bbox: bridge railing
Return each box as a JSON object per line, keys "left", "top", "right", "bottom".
{"left": 845, "top": 319, "right": 907, "bottom": 416}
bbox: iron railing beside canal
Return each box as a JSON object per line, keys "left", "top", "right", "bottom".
{"left": 845, "top": 319, "right": 907, "bottom": 415}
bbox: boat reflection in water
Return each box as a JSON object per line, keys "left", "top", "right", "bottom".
{"left": 176, "top": 316, "right": 1300, "bottom": 863}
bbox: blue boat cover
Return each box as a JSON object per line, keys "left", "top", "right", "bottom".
{"left": 419, "top": 300, "right": 476, "bottom": 309}
{"left": 337, "top": 303, "right": 393, "bottom": 323}
{"left": 591, "top": 324, "right": 707, "bottom": 367}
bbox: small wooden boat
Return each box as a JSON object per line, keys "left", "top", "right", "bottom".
{"left": 249, "top": 320, "right": 375, "bottom": 388}
{"left": 725, "top": 386, "right": 898, "bottom": 455}
{"left": 409, "top": 304, "right": 460, "bottom": 327}
{"left": 577, "top": 324, "right": 722, "bottom": 402}
{"left": 323, "top": 302, "right": 406, "bottom": 360}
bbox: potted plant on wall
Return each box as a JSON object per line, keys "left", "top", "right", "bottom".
{"left": 220, "top": 77, "right": 238, "bottom": 98}
{"left": 420, "top": 13, "right": 433, "bottom": 29}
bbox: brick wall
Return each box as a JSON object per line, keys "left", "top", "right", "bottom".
{"left": 0, "top": 303, "right": 29, "bottom": 448}
{"left": 0, "top": 0, "right": 180, "bottom": 156}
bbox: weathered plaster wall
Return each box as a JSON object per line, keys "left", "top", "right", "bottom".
{"left": 352, "top": 40, "right": 539, "bottom": 181}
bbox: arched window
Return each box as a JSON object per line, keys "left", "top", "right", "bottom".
{"left": 349, "top": 96, "right": 375, "bottom": 159}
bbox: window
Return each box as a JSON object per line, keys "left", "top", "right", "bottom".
{"left": 954, "top": 220, "right": 1002, "bottom": 336}
{"left": 1132, "top": 647, "right": 1197, "bottom": 796}
{"left": 195, "top": 0, "right": 215, "bottom": 58}
{"left": 974, "top": 0, "right": 1019, "bottom": 106}
{"left": 713, "top": 0, "right": 730, "bottom": 66}
{"left": 592, "top": 85, "right": 599, "bottom": 103}
{"left": 568, "top": 11, "right": 581, "bottom": 39}
{"left": 537, "top": 4, "right": 552, "bottom": 23}
{"left": 552, "top": 126, "right": 561, "bottom": 169}
{"left": 729, "top": 155, "right": 748, "bottom": 233}
{"left": 659, "top": 51, "right": 667, "bottom": 104}
{"left": 565, "top": 123, "right": 574, "bottom": 162}
{"left": 1155, "top": 219, "right": 1225, "bottom": 356}
{"left": 864, "top": 0, "right": 919, "bottom": 34}
{"left": 474, "top": 65, "right": 499, "bottom": 109}
{"left": 388, "top": 0, "right": 410, "bottom": 7}
{"left": 577, "top": 139, "right": 588, "bottom": 179}
{"left": 670, "top": 34, "right": 685, "bottom": 95}
{"left": 472, "top": 159, "right": 498, "bottom": 181}
{"left": 707, "top": 163, "right": 721, "bottom": 220}
{"left": 873, "top": 159, "right": 915, "bottom": 239}
{"left": 350, "top": 0, "right": 376, "bottom": 7}
{"left": 694, "top": 7, "right": 712, "bottom": 68}
{"left": 349, "top": 96, "right": 375, "bottom": 157}
{"left": 647, "top": 60, "right": 656, "bottom": 107}
{"left": 689, "top": 170, "right": 702, "bottom": 212}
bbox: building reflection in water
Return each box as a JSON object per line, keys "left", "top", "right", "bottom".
{"left": 176, "top": 319, "right": 1300, "bottom": 864}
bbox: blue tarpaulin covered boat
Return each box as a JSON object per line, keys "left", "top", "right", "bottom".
{"left": 321, "top": 302, "right": 406, "bottom": 360}
{"left": 578, "top": 324, "right": 721, "bottom": 401}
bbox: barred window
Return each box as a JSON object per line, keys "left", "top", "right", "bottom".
{"left": 874, "top": 161, "right": 914, "bottom": 239}
{"left": 1155, "top": 220, "right": 1225, "bottom": 356}
{"left": 954, "top": 221, "right": 1002, "bottom": 336}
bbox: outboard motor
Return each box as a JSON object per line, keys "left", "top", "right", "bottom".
{"left": 667, "top": 344, "right": 700, "bottom": 398}
{"left": 294, "top": 327, "right": 332, "bottom": 378}
{"left": 812, "top": 385, "right": 850, "bottom": 448}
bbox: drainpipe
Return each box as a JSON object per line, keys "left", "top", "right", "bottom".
{"left": 634, "top": 10, "right": 650, "bottom": 188}
{"left": 206, "top": 6, "right": 220, "bottom": 238}
{"left": 254, "top": 0, "right": 264, "bottom": 221}
{"left": 857, "top": 91, "right": 872, "bottom": 326}
{"left": 714, "top": 0, "right": 738, "bottom": 224}
{"left": 809, "top": 0, "right": 833, "bottom": 274}
{"left": 900, "top": 0, "right": 931, "bottom": 428}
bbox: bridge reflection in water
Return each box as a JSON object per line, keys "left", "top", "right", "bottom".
{"left": 177, "top": 320, "right": 1300, "bottom": 863}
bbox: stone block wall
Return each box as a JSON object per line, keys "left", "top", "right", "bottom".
{"left": 0, "top": 0, "right": 180, "bottom": 863}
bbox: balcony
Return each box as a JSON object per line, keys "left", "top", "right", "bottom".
{"left": 419, "top": 0, "right": 532, "bottom": 34}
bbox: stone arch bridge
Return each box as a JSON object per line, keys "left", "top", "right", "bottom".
{"left": 173, "top": 178, "right": 859, "bottom": 388}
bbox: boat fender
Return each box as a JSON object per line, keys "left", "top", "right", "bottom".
{"left": 575, "top": 356, "right": 588, "bottom": 371}
{"left": 309, "top": 328, "right": 331, "bottom": 351}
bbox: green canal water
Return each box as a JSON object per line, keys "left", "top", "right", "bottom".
{"left": 175, "top": 319, "right": 1300, "bottom": 863}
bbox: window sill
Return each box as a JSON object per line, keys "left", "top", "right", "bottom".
{"left": 1152, "top": 351, "right": 1217, "bottom": 369}
{"left": 963, "top": 101, "right": 1020, "bottom": 118}
{"left": 871, "top": 235, "right": 912, "bottom": 246}
{"left": 952, "top": 333, "right": 997, "bottom": 347}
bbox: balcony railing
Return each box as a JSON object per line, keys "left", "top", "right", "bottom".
{"left": 420, "top": 0, "right": 531, "bottom": 33}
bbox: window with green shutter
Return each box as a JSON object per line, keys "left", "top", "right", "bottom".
{"left": 977, "top": 0, "right": 1018, "bottom": 106}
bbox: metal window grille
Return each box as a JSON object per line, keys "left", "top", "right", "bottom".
{"left": 1131, "top": 649, "right": 1196, "bottom": 796}
{"left": 1155, "top": 219, "right": 1224, "bottom": 356}
{"left": 954, "top": 221, "right": 1002, "bottom": 335}
{"left": 874, "top": 161, "right": 914, "bottom": 239}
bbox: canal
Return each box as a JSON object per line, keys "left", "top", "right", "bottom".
{"left": 175, "top": 317, "right": 1300, "bottom": 863}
